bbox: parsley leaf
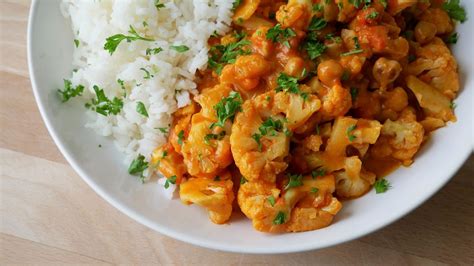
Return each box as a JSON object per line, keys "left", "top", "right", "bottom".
{"left": 177, "top": 130, "right": 185, "bottom": 145}
{"left": 275, "top": 73, "right": 309, "bottom": 100}
{"left": 85, "top": 85, "right": 123, "bottom": 116}
{"left": 284, "top": 173, "right": 303, "bottom": 190}
{"left": 350, "top": 87, "right": 359, "bottom": 101}
{"left": 308, "top": 17, "right": 327, "bottom": 31}
{"left": 240, "top": 176, "right": 248, "bottom": 184}
{"left": 311, "top": 168, "right": 326, "bottom": 179}
{"left": 146, "top": 47, "right": 163, "bottom": 55}
{"left": 210, "top": 91, "right": 243, "bottom": 128}
{"left": 302, "top": 39, "right": 327, "bottom": 60}
{"left": 170, "top": 45, "right": 189, "bottom": 53}
{"left": 252, "top": 117, "right": 285, "bottom": 151}
{"left": 232, "top": 0, "right": 242, "bottom": 10}
{"left": 155, "top": 0, "right": 165, "bottom": 10}
{"left": 164, "top": 175, "right": 177, "bottom": 189}
{"left": 158, "top": 127, "right": 168, "bottom": 133}
{"left": 266, "top": 24, "right": 296, "bottom": 47}
{"left": 310, "top": 187, "right": 319, "bottom": 193}
{"left": 208, "top": 36, "right": 251, "bottom": 75}
{"left": 104, "top": 25, "right": 154, "bottom": 55}
{"left": 140, "top": 67, "right": 154, "bottom": 79}
{"left": 74, "top": 39, "right": 80, "bottom": 48}
{"left": 273, "top": 211, "right": 286, "bottom": 225}
{"left": 366, "top": 11, "right": 379, "bottom": 19}
{"left": 346, "top": 124, "right": 357, "bottom": 142}
{"left": 374, "top": 178, "right": 391, "bottom": 193}
{"left": 267, "top": 195, "right": 276, "bottom": 207}
{"left": 58, "top": 79, "right": 84, "bottom": 102}
{"left": 204, "top": 131, "right": 226, "bottom": 145}
{"left": 136, "top": 101, "right": 149, "bottom": 117}
{"left": 446, "top": 32, "right": 459, "bottom": 44}
{"left": 128, "top": 154, "right": 149, "bottom": 182}
{"left": 443, "top": 0, "right": 467, "bottom": 23}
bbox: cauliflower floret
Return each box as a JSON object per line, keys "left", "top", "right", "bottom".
{"left": 406, "top": 38, "right": 459, "bottom": 99}
{"left": 319, "top": 84, "right": 352, "bottom": 121}
{"left": 238, "top": 175, "right": 342, "bottom": 233}
{"left": 371, "top": 108, "right": 425, "bottom": 165}
{"left": 180, "top": 174, "right": 234, "bottom": 224}
{"left": 405, "top": 75, "right": 455, "bottom": 122}
{"left": 419, "top": 8, "right": 454, "bottom": 35}
{"left": 334, "top": 156, "right": 375, "bottom": 198}
{"left": 151, "top": 143, "right": 187, "bottom": 184}
{"left": 275, "top": 0, "right": 312, "bottom": 30}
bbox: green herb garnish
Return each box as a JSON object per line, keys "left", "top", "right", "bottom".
{"left": 136, "top": 101, "right": 149, "bottom": 117}
{"left": 104, "top": 25, "right": 154, "bottom": 55}
{"left": 210, "top": 91, "right": 242, "bottom": 128}
{"left": 74, "top": 39, "right": 80, "bottom": 48}
{"left": 85, "top": 85, "right": 123, "bottom": 116}
{"left": 177, "top": 130, "right": 185, "bottom": 145}
{"left": 204, "top": 131, "right": 226, "bottom": 145}
{"left": 308, "top": 17, "right": 327, "bottom": 31}
{"left": 128, "top": 154, "right": 149, "bottom": 183}
{"left": 374, "top": 178, "right": 391, "bottom": 193}
{"left": 155, "top": 0, "right": 165, "bottom": 10}
{"left": 267, "top": 195, "right": 276, "bottom": 206}
{"left": 170, "top": 45, "right": 189, "bottom": 53}
{"left": 164, "top": 175, "right": 177, "bottom": 189}
{"left": 346, "top": 124, "right": 357, "bottom": 142}
{"left": 58, "top": 79, "right": 84, "bottom": 102}
{"left": 266, "top": 24, "right": 296, "bottom": 48}
{"left": 443, "top": 0, "right": 467, "bottom": 23}
{"left": 208, "top": 36, "right": 251, "bottom": 75}
{"left": 273, "top": 211, "right": 286, "bottom": 225}
{"left": 311, "top": 168, "right": 326, "bottom": 179}
{"left": 146, "top": 47, "right": 163, "bottom": 55}
{"left": 284, "top": 173, "right": 303, "bottom": 190}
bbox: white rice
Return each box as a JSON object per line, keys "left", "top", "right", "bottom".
{"left": 61, "top": 0, "right": 234, "bottom": 172}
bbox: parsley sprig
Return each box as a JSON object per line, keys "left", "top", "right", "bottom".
{"left": 104, "top": 25, "right": 154, "bottom": 55}
{"left": 275, "top": 73, "right": 308, "bottom": 99}
{"left": 346, "top": 124, "right": 357, "bottom": 142}
{"left": 266, "top": 24, "right": 296, "bottom": 48}
{"left": 208, "top": 35, "right": 251, "bottom": 75}
{"left": 443, "top": 0, "right": 467, "bottom": 23}
{"left": 374, "top": 178, "right": 391, "bottom": 193}
{"left": 210, "top": 91, "right": 243, "bottom": 129}
{"left": 58, "top": 79, "right": 84, "bottom": 102}
{"left": 252, "top": 117, "right": 285, "bottom": 151}
{"left": 273, "top": 211, "right": 286, "bottom": 225}
{"left": 164, "top": 175, "right": 177, "bottom": 189}
{"left": 85, "top": 85, "right": 123, "bottom": 116}
{"left": 128, "top": 154, "right": 149, "bottom": 183}
{"left": 284, "top": 173, "right": 303, "bottom": 190}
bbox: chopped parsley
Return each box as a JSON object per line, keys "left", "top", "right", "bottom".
{"left": 208, "top": 36, "right": 251, "bottom": 75}
{"left": 140, "top": 67, "right": 154, "bottom": 79}
{"left": 58, "top": 79, "right": 84, "bottom": 102}
{"left": 366, "top": 11, "right": 379, "bottom": 19}
{"left": 210, "top": 91, "right": 243, "bottom": 128}
{"left": 177, "top": 130, "right": 185, "bottom": 145}
{"left": 275, "top": 73, "right": 308, "bottom": 99}
{"left": 266, "top": 24, "right": 296, "bottom": 48}
{"left": 284, "top": 173, "right": 303, "bottom": 190}
{"left": 164, "top": 175, "right": 177, "bottom": 189}
{"left": 380, "top": 0, "right": 387, "bottom": 9}
{"left": 374, "top": 178, "right": 391, "bottom": 193}
{"left": 350, "top": 87, "right": 359, "bottom": 101}
{"left": 450, "top": 101, "right": 457, "bottom": 110}
{"left": 273, "top": 211, "right": 286, "bottom": 225}
{"left": 170, "top": 45, "right": 189, "bottom": 53}
{"left": 443, "top": 0, "right": 467, "bottom": 23}
{"left": 346, "top": 124, "right": 357, "bottom": 142}
{"left": 136, "top": 101, "right": 149, "bottom": 117}
{"left": 310, "top": 187, "right": 319, "bottom": 193}
{"left": 146, "top": 47, "right": 163, "bottom": 55}
{"left": 85, "top": 85, "right": 123, "bottom": 116}
{"left": 326, "top": 33, "right": 342, "bottom": 43}
{"left": 128, "top": 154, "right": 148, "bottom": 183}
{"left": 252, "top": 117, "right": 285, "bottom": 151}
{"left": 341, "top": 37, "right": 363, "bottom": 56}
{"left": 313, "top": 3, "right": 323, "bottom": 12}
{"left": 74, "top": 39, "right": 80, "bottom": 48}
{"left": 232, "top": 0, "right": 242, "bottom": 10}
{"left": 302, "top": 39, "right": 327, "bottom": 60}
{"left": 446, "top": 32, "right": 458, "bottom": 44}
{"left": 204, "top": 131, "right": 226, "bottom": 145}
{"left": 349, "top": 0, "right": 362, "bottom": 8}
{"left": 240, "top": 176, "right": 248, "bottom": 184}
{"left": 158, "top": 127, "right": 168, "bottom": 133}
{"left": 308, "top": 17, "right": 327, "bottom": 31}
{"left": 267, "top": 195, "right": 276, "bottom": 207}
{"left": 341, "top": 71, "right": 350, "bottom": 81}
{"left": 155, "top": 0, "right": 165, "bottom": 10}
{"left": 311, "top": 168, "right": 326, "bottom": 179}
{"left": 104, "top": 25, "right": 154, "bottom": 55}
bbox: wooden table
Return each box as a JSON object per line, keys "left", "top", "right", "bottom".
{"left": 1, "top": 1, "right": 473, "bottom": 264}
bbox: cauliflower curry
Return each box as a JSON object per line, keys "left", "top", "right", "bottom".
{"left": 152, "top": 0, "right": 465, "bottom": 233}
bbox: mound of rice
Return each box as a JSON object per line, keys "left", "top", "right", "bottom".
{"left": 61, "top": 0, "right": 234, "bottom": 171}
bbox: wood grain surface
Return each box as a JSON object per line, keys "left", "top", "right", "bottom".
{"left": 0, "top": 1, "right": 473, "bottom": 265}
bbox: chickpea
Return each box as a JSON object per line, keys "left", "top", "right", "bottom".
{"left": 372, "top": 57, "right": 402, "bottom": 89}
{"left": 317, "top": 59, "right": 344, "bottom": 86}
{"left": 414, "top": 21, "right": 437, "bottom": 45}
{"left": 284, "top": 57, "right": 305, "bottom": 78}
{"left": 383, "top": 87, "right": 408, "bottom": 112}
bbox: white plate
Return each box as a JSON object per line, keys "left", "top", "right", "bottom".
{"left": 28, "top": 0, "right": 473, "bottom": 253}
